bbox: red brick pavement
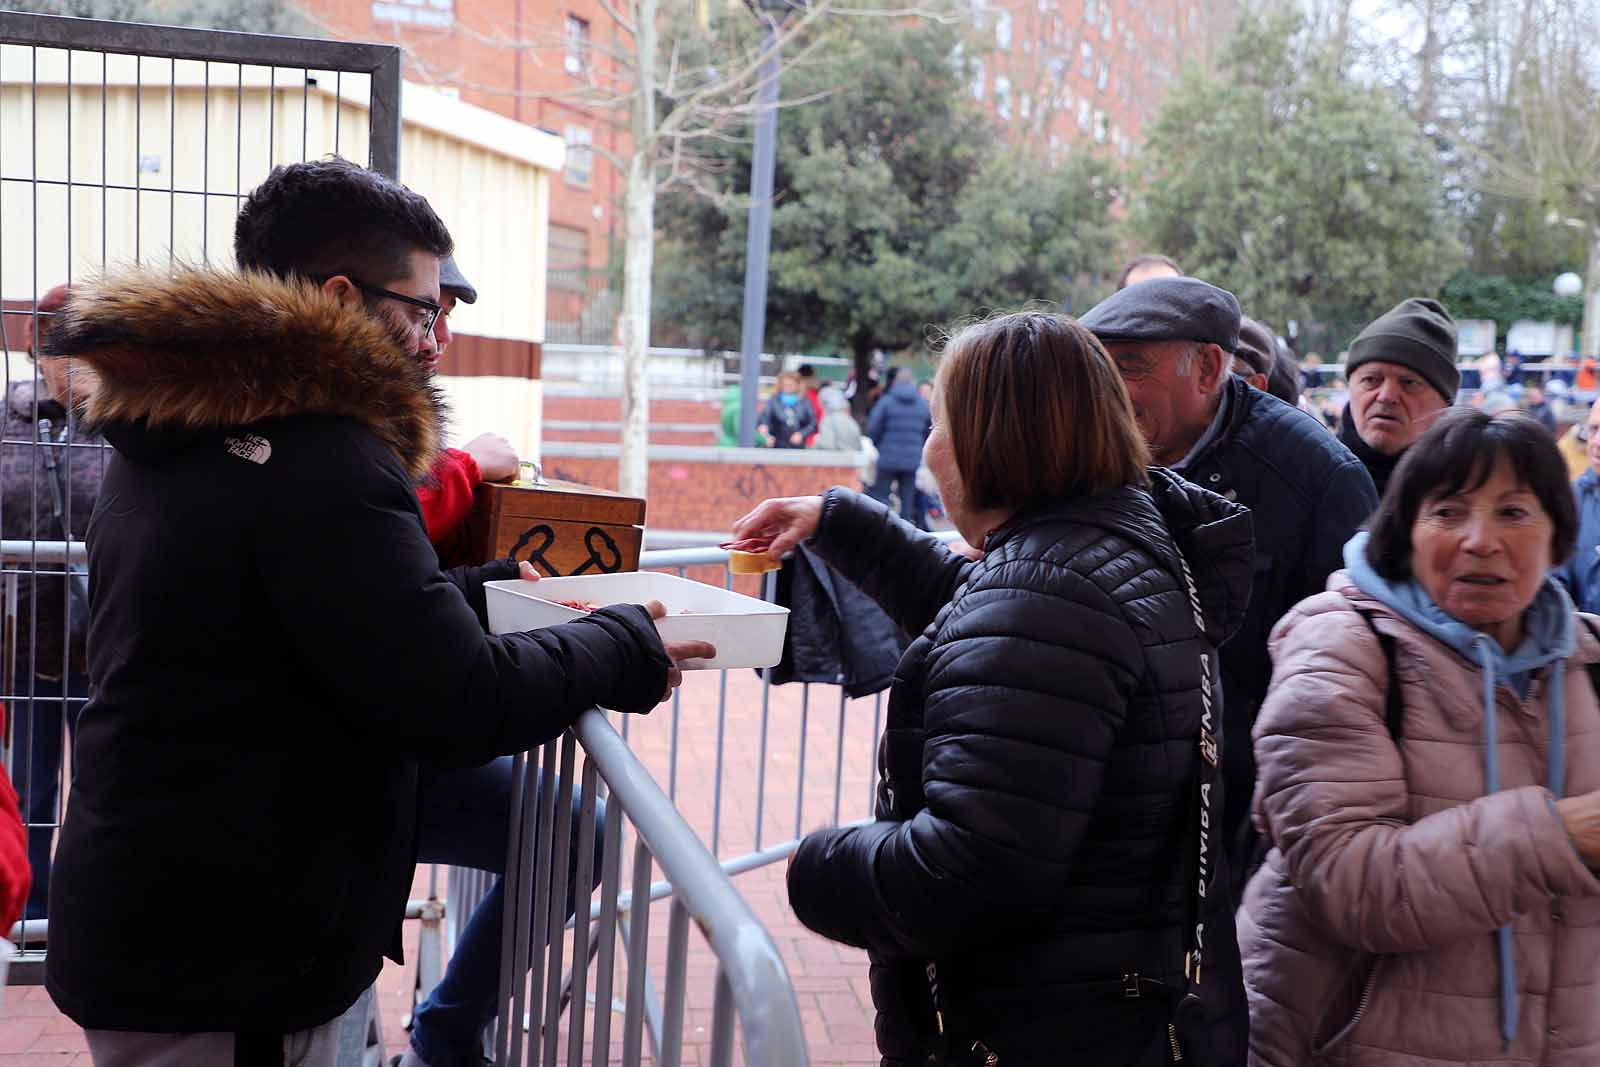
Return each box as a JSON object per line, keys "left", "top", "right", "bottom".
{"left": 0, "top": 669, "right": 884, "bottom": 1065}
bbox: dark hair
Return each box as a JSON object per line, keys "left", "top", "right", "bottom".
{"left": 797, "top": 363, "right": 816, "bottom": 378}
{"left": 1366, "top": 407, "right": 1578, "bottom": 578}
{"left": 234, "top": 157, "right": 452, "bottom": 287}
{"left": 1117, "top": 253, "right": 1181, "bottom": 290}
{"left": 938, "top": 311, "right": 1149, "bottom": 511}
{"left": 1267, "top": 346, "right": 1300, "bottom": 406}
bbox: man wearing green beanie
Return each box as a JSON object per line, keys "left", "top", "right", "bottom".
{"left": 1340, "top": 297, "right": 1460, "bottom": 495}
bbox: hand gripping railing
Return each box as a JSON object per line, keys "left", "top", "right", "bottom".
{"left": 492, "top": 707, "right": 808, "bottom": 1067}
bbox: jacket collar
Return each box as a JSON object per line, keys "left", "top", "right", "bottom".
{"left": 40, "top": 266, "right": 443, "bottom": 480}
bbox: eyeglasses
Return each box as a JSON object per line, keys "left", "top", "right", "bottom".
{"left": 320, "top": 274, "right": 442, "bottom": 335}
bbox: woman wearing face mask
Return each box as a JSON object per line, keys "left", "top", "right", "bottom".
{"left": 1241, "top": 407, "right": 1600, "bottom": 1065}
{"left": 758, "top": 370, "right": 816, "bottom": 449}
{"left": 732, "top": 312, "right": 1254, "bottom": 1065}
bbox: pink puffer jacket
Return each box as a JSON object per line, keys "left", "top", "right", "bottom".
{"left": 1239, "top": 572, "right": 1600, "bottom": 1066}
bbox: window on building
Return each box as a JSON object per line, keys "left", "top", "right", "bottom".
{"left": 1080, "top": 41, "right": 1093, "bottom": 77}
{"left": 1077, "top": 98, "right": 1091, "bottom": 131}
{"left": 564, "top": 125, "right": 594, "bottom": 187}
{"left": 1094, "top": 109, "right": 1107, "bottom": 143}
{"left": 1101, "top": 9, "right": 1111, "bottom": 39}
{"left": 564, "top": 15, "right": 591, "bottom": 75}
{"left": 1048, "top": 56, "right": 1067, "bottom": 83}
{"left": 547, "top": 224, "right": 590, "bottom": 289}
{"left": 1097, "top": 60, "right": 1108, "bottom": 90}
{"left": 1020, "top": 93, "right": 1031, "bottom": 119}
{"left": 994, "top": 10, "right": 1013, "bottom": 48}
{"left": 971, "top": 58, "right": 986, "bottom": 101}
{"left": 995, "top": 76, "right": 1013, "bottom": 118}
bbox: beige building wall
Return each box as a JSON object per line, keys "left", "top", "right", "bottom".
{"left": 0, "top": 45, "right": 560, "bottom": 455}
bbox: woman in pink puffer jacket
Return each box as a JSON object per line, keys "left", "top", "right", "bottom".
{"left": 1241, "top": 408, "right": 1600, "bottom": 1066}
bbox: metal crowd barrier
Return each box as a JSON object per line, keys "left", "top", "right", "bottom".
{"left": 491, "top": 710, "right": 807, "bottom": 1067}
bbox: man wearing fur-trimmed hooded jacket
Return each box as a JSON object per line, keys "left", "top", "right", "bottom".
{"left": 37, "top": 159, "right": 710, "bottom": 1067}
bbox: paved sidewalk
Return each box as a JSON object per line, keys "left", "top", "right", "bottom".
{"left": 0, "top": 669, "right": 884, "bottom": 1065}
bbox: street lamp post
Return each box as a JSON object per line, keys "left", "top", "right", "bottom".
{"left": 736, "top": 1, "right": 788, "bottom": 447}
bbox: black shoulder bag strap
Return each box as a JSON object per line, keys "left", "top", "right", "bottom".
{"left": 1578, "top": 617, "right": 1600, "bottom": 701}
{"left": 1166, "top": 544, "right": 1222, "bottom": 1063}
{"left": 1353, "top": 609, "right": 1404, "bottom": 741}
{"left": 38, "top": 416, "right": 91, "bottom": 653}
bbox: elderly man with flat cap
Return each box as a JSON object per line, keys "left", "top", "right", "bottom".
{"left": 1339, "top": 298, "right": 1460, "bottom": 496}
{"left": 1082, "top": 277, "right": 1378, "bottom": 897}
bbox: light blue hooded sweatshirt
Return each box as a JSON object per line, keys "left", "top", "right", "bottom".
{"left": 1343, "top": 530, "right": 1576, "bottom": 1050}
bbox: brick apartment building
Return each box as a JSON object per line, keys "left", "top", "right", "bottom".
{"left": 302, "top": 0, "right": 625, "bottom": 342}
{"left": 968, "top": 0, "right": 1235, "bottom": 163}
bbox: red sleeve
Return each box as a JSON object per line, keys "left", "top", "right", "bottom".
{"left": 806, "top": 389, "right": 824, "bottom": 447}
{"left": 0, "top": 762, "right": 30, "bottom": 934}
{"left": 417, "top": 448, "right": 482, "bottom": 546}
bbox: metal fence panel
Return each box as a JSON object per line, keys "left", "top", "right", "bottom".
{"left": 0, "top": 9, "right": 401, "bottom": 986}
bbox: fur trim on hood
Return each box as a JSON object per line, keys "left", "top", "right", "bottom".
{"left": 39, "top": 266, "right": 444, "bottom": 481}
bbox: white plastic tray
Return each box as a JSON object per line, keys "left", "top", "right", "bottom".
{"left": 485, "top": 572, "right": 790, "bottom": 670}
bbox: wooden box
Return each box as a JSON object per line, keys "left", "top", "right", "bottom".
{"left": 465, "top": 478, "right": 645, "bottom": 576}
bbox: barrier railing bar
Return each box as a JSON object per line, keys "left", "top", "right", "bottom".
{"left": 563, "top": 758, "right": 600, "bottom": 1067}
{"left": 657, "top": 897, "right": 691, "bottom": 1067}
{"left": 589, "top": 793, "right": 625, "bottom": 1065}
{"left": 794, "top": 683, "right": 810, "bottom": 837}
{"left": 708, "top": 967, "right": 737, "bottom": 1067}
{"left": 536, "top": 736, "right": 579, "bottom": 1066}
{"left": 504, "top": 748, "right": 537, "bottom": 1067}
{"left": 619, "top": 837, "right": 653, "bottom": 1067}
{"left": 520, "top": 743, "right": 561, "bottom": 1065}
{"left": 832, "top": 689, "right": 847, "bottom": 827}
{"left": 0, "top": 12, "right": 400, "bottom": 75}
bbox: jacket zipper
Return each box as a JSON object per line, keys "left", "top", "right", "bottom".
{"left": 1168, "top": 1022, "right": 1183, "bottom": 1061}
{"left": 1348, "top": 958, "right": 1382, "bottom": 1034}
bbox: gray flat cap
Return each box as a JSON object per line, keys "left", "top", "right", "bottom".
{"left": 440, "top": 255, "right": 477, "bottom": 304}
{"left": 1081, "top": 276, "right": 1241, "bottom": 352}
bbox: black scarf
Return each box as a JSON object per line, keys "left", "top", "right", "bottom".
{"left": 1338, "top": 404, "right": 1401, "bottom": 498}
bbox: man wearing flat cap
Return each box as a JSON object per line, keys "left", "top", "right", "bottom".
{"left": 1339, "top": 298, "right": 1459, "bottom": 496}
{"left": 1082, "top": 277, "right": 1378, "bottom": 898}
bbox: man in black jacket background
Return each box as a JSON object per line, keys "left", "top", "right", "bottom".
{"left": 1082, "top": 277, "right": 1379, "bottom": 898}
{"left": 41, "top": 158, "right": 710, "bottom": 1067}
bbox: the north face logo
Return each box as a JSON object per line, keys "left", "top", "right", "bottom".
{"left": 224, "top": 434, "right": 272, "bottom": 465}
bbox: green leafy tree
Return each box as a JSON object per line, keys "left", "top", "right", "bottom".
{"left": 654, "top": 17, "right": 1120, "bottom": 400}
{"left": 1130, "top": 10, "right": 1463, "bottom": 354}
{"left": 1440, "top": 272, "right": 1585, "bottom": 335}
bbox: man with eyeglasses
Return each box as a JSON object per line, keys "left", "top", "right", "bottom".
{"left": 38, "top": 157, "right": 712, "bottom": 1067}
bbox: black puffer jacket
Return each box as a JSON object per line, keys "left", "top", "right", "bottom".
{"left": 41, "top": 268, "right": 672, "bottom": 1035}
{"left": 787, "top": 475, "right": 1253, "bottom": 1066}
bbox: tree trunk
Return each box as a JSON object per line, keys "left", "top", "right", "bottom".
{"left": 850, "top": 338, "right": 875, "bottom": 422}
{"left": 617, "top": 152, "right": 655, "bottom": 498}
{"left": 617, "top": 0, "right": 658, "bottom": 498}
{"left": 1583, "top": 226, "right": 1600, "bottom": 359}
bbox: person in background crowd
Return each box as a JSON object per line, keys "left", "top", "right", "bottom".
{"left": 1241, "top": 409, "right": 1600, "bottom": 1065}
{"left": 0, "top": 284, "right": 100, "bottom": 922}
{"left": 40, "top": 158, "right": 711, "bottom": 1067}
{"left": 416, "top": 257, "right": 518, "bottom": 568}
{"left": 738, "top": 311, "right": 1252, "bottom": 1065}
{"left": 1267, "top": 342, "right": 1302, "bottom": 409}
{"left": 758, "top": 371, "right": 812, "bottom": 447}
{"left": 1116, "top": 252, "right": 1183, "bottom": 290}
{"left": 1475, "top": 353, "right": 1518, "bottom": 414}
{"left": 1232, "top": 317, "right": 1275, "bottom": 392}
{"left": 1338, "top": 298, "right": 1459, "bottom": 497}
{"left": 1523, "top": 382, "right": 1558, "bottom": 434}
{"left": 814, "top": 383, "right": 863, "bottom": 452}
{"left": 1555, "top": 400, "right": 1600, "bottom": 613}
{"left": 1082, "top": 276, "right": 1378, "bottom": 901}
{"left": 797, "top": 363, "right": 825, "bottom": 447}
{"left": 1578, "top": 356, "right": 1598, "bottom": 393}
{"left": 866, "top": 366, "right": 933, "bottom": 528}
{"left": 759, "top": 370, "right": 817, "bottom": 449}
{"left": 1503, "top": 349, "right": 1524, "bottom": 385}
{"left": 1299, "top": 352, "right": 1324, "bottom": 394}
{"left": 717, "top": 382, "right": 741, "bottom": 447}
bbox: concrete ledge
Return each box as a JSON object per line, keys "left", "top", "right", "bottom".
{"left": 541, "top": 442, "right": 866, "bottom": 467}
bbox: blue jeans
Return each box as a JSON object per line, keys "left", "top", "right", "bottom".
{"left": 410, "top": 757, "right": 604, "bottom": 1067}
{"left": 10, "top": 672, "right": 88, "bottom": 921}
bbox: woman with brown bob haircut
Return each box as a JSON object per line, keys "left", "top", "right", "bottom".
{"left": 733, "top": 311, "right": 1255, "bottom": 1065}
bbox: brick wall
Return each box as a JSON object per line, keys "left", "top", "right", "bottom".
{"left": 541, "top": 455, "right": 862, "bottom": 533}
{"left": 548, "top": 428, "right": 718, "bottom": 446}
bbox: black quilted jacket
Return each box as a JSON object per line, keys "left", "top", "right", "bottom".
{"left": 787, "top": 473, "right": 1253, "bottom": 1066}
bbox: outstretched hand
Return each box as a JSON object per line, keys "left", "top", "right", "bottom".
{"left": 730, "top": 495, "right": 825, "bottom": 563}
{"left": 647, "top": 599, "right": 717, "bottom": 703}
